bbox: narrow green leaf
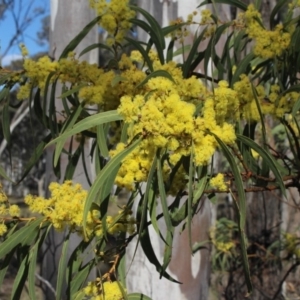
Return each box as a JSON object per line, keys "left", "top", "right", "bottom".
{"left": 11, "top": 252, "right": 29, "bottom": 300}
{"left": 187, "top": 151, "right": 195, "bottom": 250}
{"left": 49, "top": 110, "right": 122, "bottom": 167}
{"left": 111, "top": 75, "right": 129, "bottom": 87}
{"left": 127, "top": 293, "right": 152, "bottom": 300}
{"left": 59, "top": 16, "right": 101, "bottom": 60}
{"left": 0, "top": 87, "right": 10, "bottom": 103}
{"left": 230, "top": 191, "right": 253, "bottom": 296}
{"left": 0, "top": 163, "right": 12, "bottom": 182}
{"left": 193, "top": 170, "right": 208, "bottom": 202}
{"left": 124, "top": 37, "right": 153, "bottom": 71}
{"left": 48, "top": 78, "right": 60, "bottom": 136}
{"left": 56, "top": 235, "right": 70, "bottom": 300}
{"left": 0, "top": 250, "right": 15, "bottom": 288}
{"left": 28, "top": 225, "right": 51, "bottom": 300}
{"left": 173, "top": 45, "right": 191, "bottom": 58}
{"left": 28, "top": 243, "right": 39, "bottom": 300}
{"left": 148, "top": 185, "right": 160, "bottom": 235}
{"left": 237, "top": 134, "right": 286, "bottom": 196}
{"left": 198, "top": 0, "right": 247, "bottom": 11}
{"left": 73, "top": 290, "right": 85, "bottom": 300}
{"left": 64, "top": 144, "right": 82, "bottom": 181}
{"left": 97, "top": 124, "right": 109, "bottom": 158}
{"left": 17, "top": 134, "right": 52, "bottom": 184}
{"left": 0, "top": 218, "right": 43, "bottom": 259}
{"left": 166, "top": 39, "right": 175, "bottom": 63}
{"left": 292, "top": 94, "right": 300, "bottom": 117}
{"left": 231, "top": 53, "right": 254, "bottom": 86}
{"left": 214, "top": 136, "right": 246, "bottom": 226}
{"left": 251, "top": 83, "right": 266, "bottom": 141}
{"left": 130, "top": 5, "right": 165, "bottom": 62}
{"left": 59, "top": 84, "right": 88, "bottom": 98}
{"left": 117, "top": 255, "right": 127, "bottom": 288}
{"left": 270, "top": 0, "right": 287, "bottom": 29}
{"left": 33, "top": 88, "right": 48, "bottom": 128}
{"left": 192, "top": 240, "right": 209, "bottom": 254}
{"left": 183, "top": 28, "right": 208, "bottom": 78}
{"left": 139, "top": 219, "right": 181, "bottom": 284}
{"left": 162, "top": 23, "right": 186, "bottom": 36}
{"left": 83, "top": 138, "right": 141, "bottom": 235}
{"left": 213, "top": 134, "right": 252, "bottom": 293}
{"left": 132, "top": 156, "right": 157, "bottom": 268}
{"left": 70, "top": 263, "right": 93, "bottom": 297}
{"left": 98, "top": 164, "right": 120, "bottom": 229}
{"left": 130, "top": 18, "right": 164, "bottom": 63}
{"left": 49, "top": 110, "right": 122, "bottom": 146}
{"left": 121, "top": 122, "right": 129, "bottom": 143}
{"left": 156, "top": 154, "right": 173, "bottom": 276}
{"left": 66, "top": 240, "right": 91, "bottom": 297}
{"left": 79, "top": 42, "right": 114, "bottom": 57}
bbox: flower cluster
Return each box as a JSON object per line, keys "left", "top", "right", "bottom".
{"left": 243, "top": 4, "right": 291, "bottom": 58}
{"left": 24, "top": 181, "right": 89, "bottom": 232}
{"left": 209, "top": 218, "right": 238, "bottom": 259}
{"left": 283, "top": 232, "right": 300, "bottom": 258}
{"left": 89, "top": 0, "right": 135, "bottom": 44}
{"left": 233, "top": 74, "right": 300, "bottom": 120}
{"left": 113, "top": 54, "right": 237, "bottom": 191}
{"left": 17, "top": 55, "right": 58, "bottom": 100}
{"left": 95, "top": 207, "right": 136, "bottom": 237}
{"left": 24, "top": 181, "right": 135, "bottom": 239}
{"left": 17, "top": 51, "right": 147, "bottom": 117}
{"left": 0, "top": 184, "right": 21, "bottom": 237}
{"left": 84, "top": 280, "right": 125, "bottom": 300}
{"left": 210, "top": 173, "right": 228, "bottom": 191}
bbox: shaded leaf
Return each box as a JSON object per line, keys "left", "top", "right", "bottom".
{"left": 82, "top": 138, "right": 141, "bottom": 235}
{"left": 128, "top": 293, "right": 152, "bottom": 300}
{"left": 56, "top": 235, "right": 70, "bottom": 300}
{"left": 79, "top": 42, "right": 114, "bottom": 57}
{"left": 198, "top": 0, "right": 247, "bottom": 11}
{"left": 0, "top": 218, "right": 43, "bottom": 259}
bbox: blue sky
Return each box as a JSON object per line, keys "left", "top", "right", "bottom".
{"left": 0, "top": 0, "right": 49, "bottom": 66}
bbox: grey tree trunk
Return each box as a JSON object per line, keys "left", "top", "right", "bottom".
{"left": 42, "top": 1, "right": 98, "bottom": 299}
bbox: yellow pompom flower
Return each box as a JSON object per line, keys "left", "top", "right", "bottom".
{"left": 84, "top": 280, "right": 125, "bottom": 300}
{"left": 0, "top": 223, "right": 7, "bottom": 236}
{"left": 9, "top": 205, "right": 21, "bottom": 217}
{"left": 210, "top": 173, "right": 227, "bottom": 191}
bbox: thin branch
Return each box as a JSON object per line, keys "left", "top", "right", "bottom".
{"left": 35, "top": 272, "right": 56, "bottom": 297}
{"left": 271, "top": 262, "right": 300, "bottom": 300}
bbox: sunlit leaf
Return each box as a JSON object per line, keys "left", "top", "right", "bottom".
{"left": 48, "top": 110, "right": 122, "bottom": 167}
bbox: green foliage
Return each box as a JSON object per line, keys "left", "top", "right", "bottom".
{"left": 1, "top": 0, "right": 300, "bottom": 299}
